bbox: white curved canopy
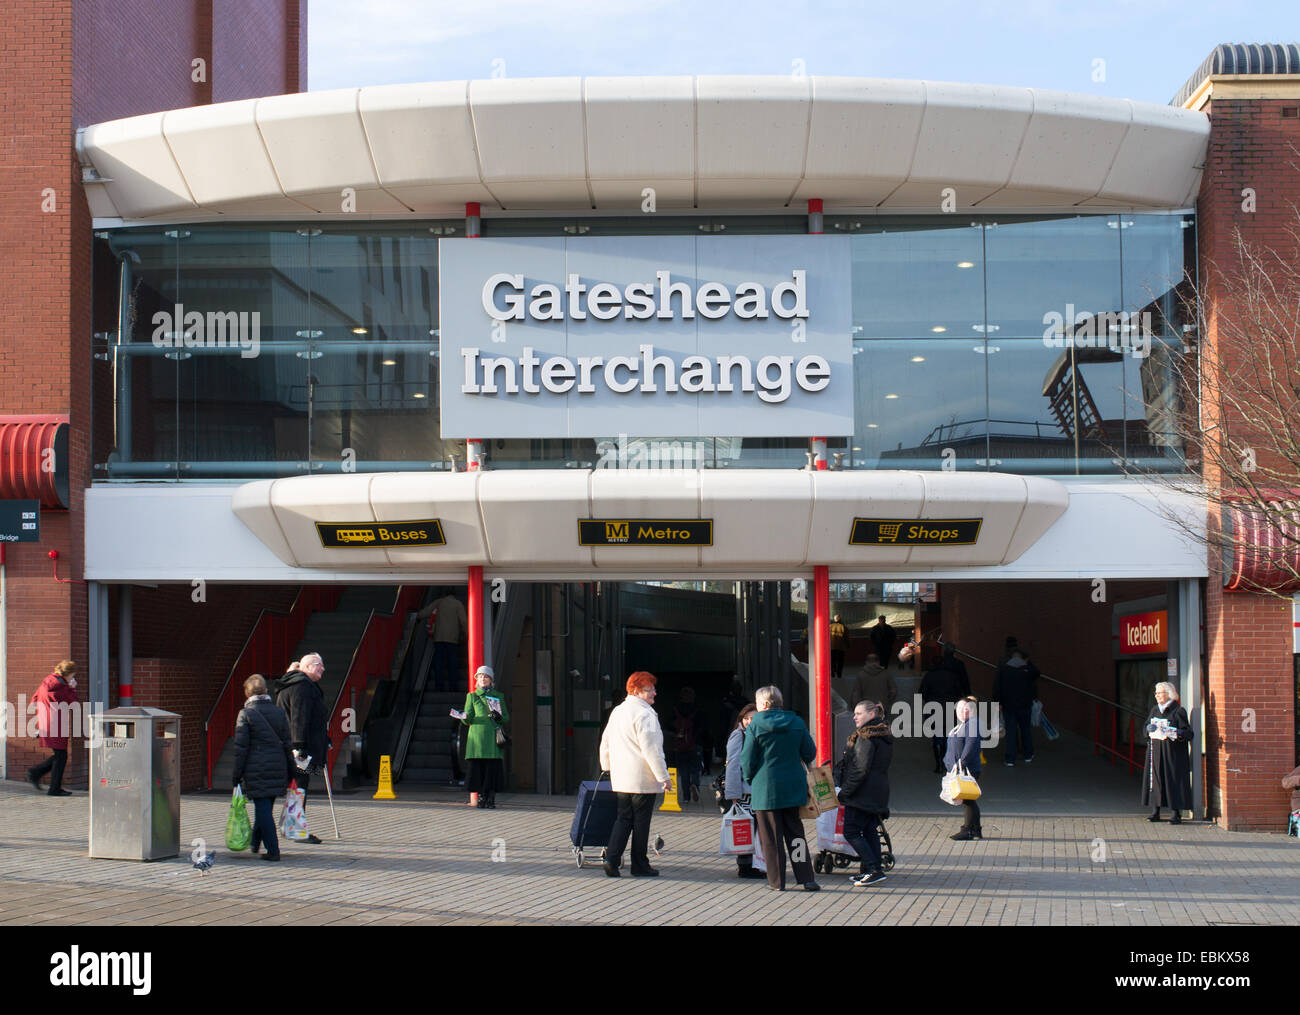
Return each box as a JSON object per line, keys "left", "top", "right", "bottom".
{"left": 78, "top": 75, "right": 1208, "bottom": 221}
{"left": 230, "top": 469, "right": 1069, "bottom": 573}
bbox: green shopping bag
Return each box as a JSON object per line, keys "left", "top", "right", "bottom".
{"left": 226, "top": 787, "right": 252, "bottom": 851}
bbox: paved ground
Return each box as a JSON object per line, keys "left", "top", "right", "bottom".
{"left": 2, "top": 729, "right": 1299, "bottom": 926}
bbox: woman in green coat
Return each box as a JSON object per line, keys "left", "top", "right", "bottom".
{"left": 455, "top": 665, "right": 510, "bottom": 808}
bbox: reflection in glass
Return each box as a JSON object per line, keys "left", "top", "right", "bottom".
{"left": 851, "top": 340, "right": 987, "bottom": 470}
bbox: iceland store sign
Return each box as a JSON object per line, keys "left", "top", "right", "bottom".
{"left": 438, "top": 235, "right": 852, "bottom": 438}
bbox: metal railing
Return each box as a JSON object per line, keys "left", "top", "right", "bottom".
{"left": 204, "top": 585, "right": 343, "bottom": 788}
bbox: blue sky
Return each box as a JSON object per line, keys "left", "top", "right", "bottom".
{"left": 307, "top": 0, "right": 1297, "bottom": 105}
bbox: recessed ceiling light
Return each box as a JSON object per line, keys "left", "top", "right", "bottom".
{"left": 413, "top": 392, "right": 426, "bottom": 399}
{"left": 351, "top": 327, "right": 368, "bottom": 335}
{"left": 885, "top": 393, "right": 899, "bottom": 399}
{"left": 382, "top": 359, "right": 397, "bottom": 366}
{"left": 866, "top": 424, "right": 879, "bottom": 429}
{"left": 911, "top": 356, "right": 925, "bottom": 362}
{"left": 956, "top": 261, "right": 975, "bottom": 269}
{"left": 931, "top": 326, "right": 946, "bottom": 333}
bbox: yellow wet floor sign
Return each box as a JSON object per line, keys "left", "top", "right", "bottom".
{"left": 373, "top": 755, "right": 397, "bottom": 800}
{"left": 659, "top": 768, "right": 681, "bottom": 812}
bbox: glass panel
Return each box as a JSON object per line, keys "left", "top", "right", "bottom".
{"left": 1120, "top": 214, "right": 1193, "bottom": 338}
{"left": 849, "top": 339, "right": 988, "bottom": 470}
{"left": 173, "top": 226, "right": 310, "bottom": 479}
{"left": 985, "top": 215, "right": 1121, "bottom": 339}
{"left": 1124, "top": 335, "right": 1187, "bottom": 473}
{"left": 846, "top": 219, "right": 984, "bottom": 339}
{"left": 307, "top": 227, "right": 443, "bottom": 470}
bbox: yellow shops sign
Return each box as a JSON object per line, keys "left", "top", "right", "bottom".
{"left": 849, "top": 518, "right": 982, "bottom": 546}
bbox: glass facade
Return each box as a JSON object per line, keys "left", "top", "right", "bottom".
{"left": 92, "top": 213, "right": 1194, "bottom": 480}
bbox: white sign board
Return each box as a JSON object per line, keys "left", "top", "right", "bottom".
{"left": 438, "top": 235, "right": 853, "bottom": 438}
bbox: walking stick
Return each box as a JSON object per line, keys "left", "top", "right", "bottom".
{"left": 320, "top": 761, "right": 341, "bottom": 840}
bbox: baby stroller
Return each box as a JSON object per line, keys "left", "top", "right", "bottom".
{"left": 813, "top": 804, "right": 895, "bottom": 875}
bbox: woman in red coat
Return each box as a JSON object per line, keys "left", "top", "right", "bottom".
{"left": 28, "top": 659, "right": 79, "bottom": 796}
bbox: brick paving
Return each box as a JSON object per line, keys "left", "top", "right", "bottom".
{"left": 2, "top": 775, "right": 1299, "bottom": 926}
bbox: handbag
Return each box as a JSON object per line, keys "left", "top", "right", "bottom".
{"left": 941, "top": 762, "right": 981, "bottom": 804}
{"left": 801, "top": 762, "right": 838, "bottom": 818}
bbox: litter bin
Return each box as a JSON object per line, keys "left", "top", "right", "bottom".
{"left": 89, "top": 707, "right": 181, "bottom": 861}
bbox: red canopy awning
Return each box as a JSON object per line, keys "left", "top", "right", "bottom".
{"left": 0, "top": 415, "right": 69, "bottom": 508}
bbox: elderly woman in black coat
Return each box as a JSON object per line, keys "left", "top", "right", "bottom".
{"left": 1143, "top": 681, "right": 1192, "bottom": 824}
{"left": 233, "top": 674, "right": 297, "bottom": 861}
{"left": 836, "top": 699, "right": 894, "bottom": 887}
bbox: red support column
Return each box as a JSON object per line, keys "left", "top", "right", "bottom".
{"left": 467, "top": 565, "right": 484, "bottom": 692}
{"left": 812, "top": 564, "right": 832, "bottom": 764}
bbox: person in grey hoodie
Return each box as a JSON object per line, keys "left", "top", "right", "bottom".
{"left": 741, "top": 686, "right": 820, "bottom": 892}
{"left": 724, "top": 704, "right": 763, "bottom": 879}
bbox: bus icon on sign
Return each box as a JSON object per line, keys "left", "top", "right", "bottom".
{"left": 605, "top": 522, "right": 629, "bottom": 541}
{"left": 336, "top": 529, "right": 377, "bottom": 544}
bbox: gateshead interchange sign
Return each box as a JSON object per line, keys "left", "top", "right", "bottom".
{"left": 439, "top": 236, "right": 853, "bottom": 438}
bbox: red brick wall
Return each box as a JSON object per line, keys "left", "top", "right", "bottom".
{"left": 2, "top": 1, "right": 304, "bottom": 786}
{"left": 1197, "top": 90, "right": 1300, "bottom": 830}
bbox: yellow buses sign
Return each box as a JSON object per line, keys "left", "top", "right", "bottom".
{"left": 316, "top": 519, "right": 446, "bottom": 548}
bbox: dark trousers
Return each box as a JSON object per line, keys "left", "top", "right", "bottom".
{"left": 433, "top": 641, "right": 458, "bottom": 691}
{"left": 962, "top": 799, "right": 981, "bottom": 832}
{"left": 831, "top": 650, "right": 844, "bottom": 681}
{"left": 250, "top": 797, "right": 280, "bottom": 858}
{"left": 1004, "top": 706, "right": 1033, "bottom": 762}
{"left": 754, "top": 807, "right": 815, "bottom": 889}
{"left": 30, "top": 749, "right": 68, "bottom": 794}
{"left": 842, "top": 806, "right": 883, "bottom": 873}
{"left": 607, "top": 792, "right": 656, "bottom": 873}
{"left": 295, "top": 769, "right": 310, "bottom": 810}
{"left": 931, "top": 735, "right": 947, "bottom": 769}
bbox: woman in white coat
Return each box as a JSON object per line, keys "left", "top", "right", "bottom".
{"left": 598, "top": 670, "right": 672, "bottom": 878}
{"left": 724, "top": 703, "right": 763, "bottom": 878}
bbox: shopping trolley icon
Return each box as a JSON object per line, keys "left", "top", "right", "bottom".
{"left": 877, "top": 523, "right": 903, "bottom": 543}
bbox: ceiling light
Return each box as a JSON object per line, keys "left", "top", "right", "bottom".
{"left": 911, "top": 356, "right": 925, "bottom": 362}
{"left": 866, "top": 424, "right": 879, "bottom": 429}
{"left": 885, "top": 393, "right": 899, "bottom": 400}
{"left": 931, "top": 326, "right": 947, "bottom": 333}
{"left": 382, "top": 359, "right": 397, "bottom": 366}
{"left": 413, "top": 392, "right": 426, "bottom": 399}
{"left": 956, "top": 261, "right": 975, "bottom": 269}
{"left": 351, "top": 327, "right": 368, "bottom": 335}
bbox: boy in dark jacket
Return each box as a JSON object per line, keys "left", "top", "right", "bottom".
{"left": 233, "top": 674, "right": 297, "bottom": 861}
{"left": 836, "top": 700, "right": 894, "bottom": 886}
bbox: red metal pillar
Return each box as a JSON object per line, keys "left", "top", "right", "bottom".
{"left": 812, "top": 564, "right": 831, "bottom": 764}
{"left": 467, "top": 565, "right": 484, "bottom": 692}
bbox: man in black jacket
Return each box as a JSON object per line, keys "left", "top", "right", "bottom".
{"left": 232, "top": 673, "right": 296, "bottom": 861}
{"left": 274, "top": 652, "right": 330, "bottom": 843}
{"left": 869, "top": 616, "right": 896, "bottom": 667}
{"left": 919, "top": 648, "right": 971, "bottom": 773}
{"left": 993, "top": 638, "right": 1039, "bottom": 766}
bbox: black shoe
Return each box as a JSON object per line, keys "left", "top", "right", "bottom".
{"left": 631, "top": 867, "right": 659, "bottom": 877}
{"left": 48, "top": 788, "right": 71, "bottom": 797}
{"left": 950, "top": 830, "right": 974, "bottom": 841}
{"left": 1170, "top": 813, "right": 1182, "bottom": 825}
{"left": 802, "top": 881, "right": 821, "bottom": 892}
{"left": 27, "top": 769, "right": 42, "bottom": 792}
{"left": 971, "top": 827, "right": 983, "bottom": 839}
{"left": 603, "top": 863, "right": 621, "bottom": 877}
{"left": 1148, "top": 811, "right": 1161, "bottom": 822}
{"left": 476, "top": 799, "right": 487, "bottom": 808}
{"left": 739, "top": 867, "right": 765, "bottom": 879}
{"left": 305, "top": 834, "right": 322, "bottom": 844}
{"left": 262, "top": 854, "right": 281, "bottom": 862}
{"left": 853, "top": 870, "right": 887, "bottom": 887}
{"left": 486, "top": 800, "right": 497, "bottom": 809}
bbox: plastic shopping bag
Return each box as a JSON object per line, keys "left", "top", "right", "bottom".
{"left": 815, "top": 798, "right": 858, "bottom": 858}
{"left": 1040, "top": 712, "right": 1060, "bottom": 741}
{"left": 1031, "top": 699, "right": 1044, "bottom": 728}
{"left": 280, "top": 780, "right": 309, "bottom": 842}
{"left": 719, "top": 803, "right": 755, "bottom": 856}
{"left": 226, "top": 787, "right": 252, "bottom": 851}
